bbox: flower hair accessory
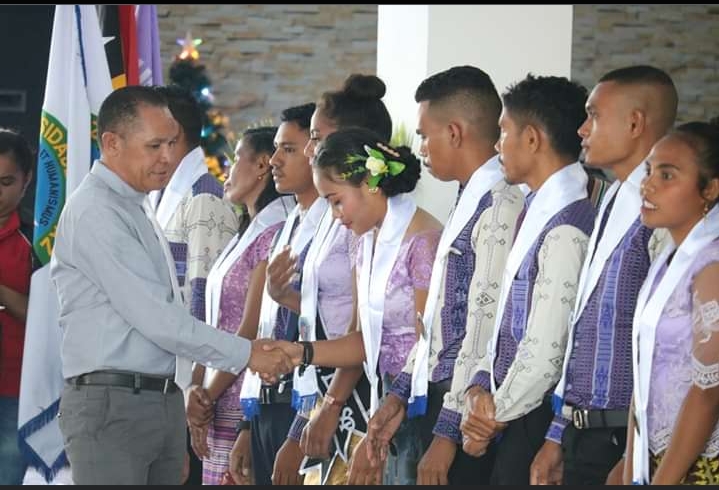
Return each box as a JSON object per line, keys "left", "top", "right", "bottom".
{"left": 342, "top": 143, "right": 406, "bottom": 191}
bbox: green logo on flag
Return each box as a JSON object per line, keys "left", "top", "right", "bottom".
{"left": 34, "top": 111, "right": 67, "bottom": 265}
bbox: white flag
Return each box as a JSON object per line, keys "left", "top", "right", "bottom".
{"left": 18, "top": 5, "right": 113, "bottom": 481}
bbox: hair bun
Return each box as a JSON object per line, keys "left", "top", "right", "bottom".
{"left": 343, "top": 74, "right": 386, "bottom": 100}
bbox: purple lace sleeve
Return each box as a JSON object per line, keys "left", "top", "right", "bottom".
{"left": 407, "top": 229, "right": 440, "bottom": 290}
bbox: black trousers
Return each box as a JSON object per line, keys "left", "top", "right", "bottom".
{"left": 562, "top": 424, "right": 627, "bottom": 485}
{"left": 250, "top": 403, "right": 296, "bottom": 485}
{"left": 489, "top": 396, "right": 554, "bottom": 485}
{"left": 417, "top": 381, "right": 496, "bottom": 485}
{"left": 184, "top": 427, "right": 203, "bottom": 485}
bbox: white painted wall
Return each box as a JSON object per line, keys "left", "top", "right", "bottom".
{"left": 377, "top": 5, "right": 428, "bottom": 144}
{"left": 378, "top": 5, "right": 573, "bottom": 223}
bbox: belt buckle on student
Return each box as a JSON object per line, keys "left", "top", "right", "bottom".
{"left": 572, "top": 408, "right": 589, "bottom": 429}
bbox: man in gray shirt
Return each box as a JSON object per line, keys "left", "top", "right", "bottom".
{"left": 50, "top": 85, "right": 291, "bottom": 484}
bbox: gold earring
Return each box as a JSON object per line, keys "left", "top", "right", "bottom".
{"left": 704, "top": 201, "right": 710, "bottom": 217}
{"left": 368, "top": 186, "right": 379, "bottom": 194}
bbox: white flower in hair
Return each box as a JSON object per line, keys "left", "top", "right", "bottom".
{"left": 365, "top": 155, "right": 388, "bottom": 177}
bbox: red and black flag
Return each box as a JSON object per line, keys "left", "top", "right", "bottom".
{"left": 97, "top": 5, "right": 138, "bottom": 88}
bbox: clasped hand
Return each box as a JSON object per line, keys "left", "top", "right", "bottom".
{"left": 460, "top": 386, "right": 507, "bottom": 457}
{"left": 248, "top": 339, "right": 304, "bottom": 383}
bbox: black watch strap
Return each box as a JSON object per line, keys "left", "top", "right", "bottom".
{"left": 235, "top": 420, "right": 251, "bottom": 434}
{"left": 297, "top": 341, "right": 314, "bottom": 376}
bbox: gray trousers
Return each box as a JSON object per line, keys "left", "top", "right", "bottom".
{"left": 59, "top": 384, "right": 185, "bottom": 484}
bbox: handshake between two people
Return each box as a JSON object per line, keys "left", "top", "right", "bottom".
{"left": 247, "top": 339, "right": 306, "bottom": 383}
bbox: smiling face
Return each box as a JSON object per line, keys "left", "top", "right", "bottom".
{"left": 640, "top": 134, "right": 714, "bottom": 242}
{"left": 101, "top": 103, "right": 180, "bottom": 193}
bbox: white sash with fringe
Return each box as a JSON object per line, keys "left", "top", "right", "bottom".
{"left": 554, "top": 162, "right": 644, "bottom": 405}
{"left": 488, "top": 162, "right": 588, "bottom": 393}
{"left": 142, "top": 197, "right": 192, "bottom": 389}
{"left": 239, "top": 197, "right": 328, "bottom": 418}
{"left": 358, "top": 194, "right": 416, "bottom": 415}
{"left": 203, "top": 195, "right": 294, "bottom": 385}
{"left": 293, "top": 207, "right": 343, "bottom": 412}
{"left": 407, "top": 156, "right": 504, "bottom": 416}
{"left": 632, "top": 206, "right": 719, "bottom": 484}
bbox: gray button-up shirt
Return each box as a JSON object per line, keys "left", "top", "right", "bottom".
{"left": 51, "top": 162, "right": 249, "bottom": 379}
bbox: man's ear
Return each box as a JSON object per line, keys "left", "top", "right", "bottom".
{"left": 101, "top": 131, "right": 121, "bottom": 157}
{"left": 628, "top": 108, "right": 647, "bottom": 139}
{"left": 448, "top": 120, "right": 465, "bottom": 149}
{"left": 523, "top": 124, "right": 542, "bottom": 154}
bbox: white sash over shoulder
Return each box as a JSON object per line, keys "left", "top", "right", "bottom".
{"left": 408, "top": 156, "right": 504, "bottom": 417}
{"left": 142, "top": 197, "right": 192, "bottom": 389}
{"left": 239, "top": 197, "right": 328, "bottom": 418}
{"left": 554, "top": 162, "right": 645, "bottom": 405}
{"left": 632, "top": 205, "right": 719, "bottom": 484}
{"left": 203, "top": 195, "right": 294, "bottom": 386}
{"left": 358, "top": 193, "right": 416, "bottom": 415}
{"left": 488, "top": 162, "right": 588, "bottom": 393}
{"left": 293, "top": 207, "right": 343, "bottom": 412}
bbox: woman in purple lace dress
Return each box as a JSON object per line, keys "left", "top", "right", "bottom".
{"left": 185, "top": 127, "right": 293, "bottom": 485}
{"left": 625, "top": 120, "right": 719, "bottom": 484}
{"left": 276, "top": 127, "right": 441, "bottom": 484}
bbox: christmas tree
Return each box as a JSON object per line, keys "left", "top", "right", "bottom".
{"left": 168, "top": 32, "right": 233, "bottom": 181}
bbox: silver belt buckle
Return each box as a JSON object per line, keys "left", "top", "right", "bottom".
{"left": 572, "top": 408, "right": 589, "bottom": 429}
{"left": 162, "top": 378, "right": 171, "bottom": 394}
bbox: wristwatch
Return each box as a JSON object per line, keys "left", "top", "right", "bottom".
{"left": 235, "top": 420, "right": 251, "bottom": 435}
{"left": 296, "top": 341, "right": 314, "bottom": 376}
{"left": 323, "top": 393, "right": 345, "bottom": 408}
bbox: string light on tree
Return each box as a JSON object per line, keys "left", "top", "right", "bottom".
{"left": 177, "top": 31, "right": 202, "bottom": 61}
{"left": 169, "top": 30, "right": 232, "bottom": 182}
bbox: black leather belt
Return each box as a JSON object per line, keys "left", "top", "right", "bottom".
{"left": 259, "top": 383, "right": 293, "bottom": 405}
{"left": 561, "top": 404, "right": 628, "bottom": 430}
{"left": 68, "top": 371, "right": 179, "bottom": 394}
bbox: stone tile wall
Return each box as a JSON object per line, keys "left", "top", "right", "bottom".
{"left": 158, "top": 4, "right": 378, "bottom": 133}
{"left": 158, "top": 5, "right": 718, "bottom": 132}
{"left": 573, "top": 4, "right": 719, "bottom": 123}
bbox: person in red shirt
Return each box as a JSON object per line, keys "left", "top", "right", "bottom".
{"left": 0, "top": 128, "right": 33, "bottom": 485}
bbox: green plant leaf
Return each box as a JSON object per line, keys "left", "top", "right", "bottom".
{"left": 346, "top": 154, "right": 365, "bottom": 164}
{"left": 365, "top": 146, "right": 384, "bottom": 160}
{"left": 367, "top": 174, "right": 382, "bottom": 189}
{"left": 387, "top": 160, "right": 405, "bottom": 176}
